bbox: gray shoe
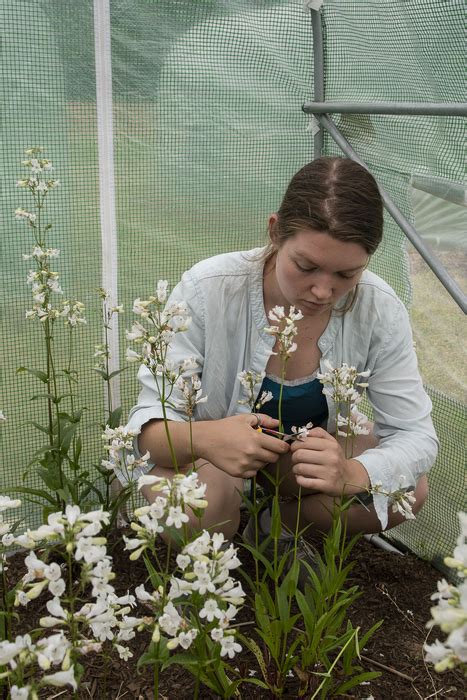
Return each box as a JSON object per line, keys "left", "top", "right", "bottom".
{"left": 242, "top": 512, "right": 318, "bottom": 587}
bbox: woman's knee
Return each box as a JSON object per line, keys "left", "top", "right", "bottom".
{"left": 412, "top": 474, "right": 429, "bottom": 514}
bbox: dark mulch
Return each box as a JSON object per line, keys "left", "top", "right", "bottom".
{"left": 6, "top": 515, "right": 466, "bottom": 700}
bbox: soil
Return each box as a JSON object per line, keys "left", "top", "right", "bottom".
{"left": 5, "top": 514, "right": 466, "bottom": 700}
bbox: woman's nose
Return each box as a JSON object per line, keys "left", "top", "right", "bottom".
{"left": 311, "top": 273, "right": 333, "bottom": 301}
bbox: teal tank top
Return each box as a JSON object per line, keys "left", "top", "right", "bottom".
{"left": 257, "top": 371, "right": 328, "bottom": 434}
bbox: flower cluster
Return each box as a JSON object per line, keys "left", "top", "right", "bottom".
{"left": 317, "top": 359, "right": 371, "bottom": 443}
{"left": 0, "top": 632, "right": 77, "bottom": 696}
{"left": 168, "top": 530, "right": 244, "bottom": 657}
{"left": 2, "top": 505, "right": 145, "bottom": 695}
{"left": 126, "top": 282, "right": 190, "bottom": 369}
{"left": 124, "top": 473, "right": 208, "bottom": 559}
{"left": 291, "top": 421, "right": 313, "bottom": 441}
{"left": 372, "top": 475, "right": 417, "bottom": 521}
{"left": 94, "top": 343, "right": 110, "bottom": 371}
{"left": 130, "top": 530, "right": 244, "bottom": 657}
{"left": 264, "top": 305, "right": 303, "bottom": 358}
{"left": 16, "top": 149, "right": 86, "bottom": 328}
{"left": 0, "top": 495, "right": 21, "bottom": 573}
{"left": 94, "top": 288, "right": 124, "bottom": 372}
{"left": 126, "top": 282, "right": 207, "bottom": 418}
{"left": 101, "top": 425, "right": 150, "bottom": 479}
{"left": 174, "top": 373, "right": 208, "bottom": 417}
{"left": 237, "top": 370, "right": 272, "bottom": 412}
{"left": 424, "top": 512, "right": 467, "bottom": 672}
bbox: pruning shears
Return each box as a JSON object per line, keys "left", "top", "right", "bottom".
{"left": 255, "top": 426, "right": 300, "bottom": 443}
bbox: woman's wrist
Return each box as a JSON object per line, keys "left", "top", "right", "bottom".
{"left": 343, "top": 458, "right": 371, "bottom": 494}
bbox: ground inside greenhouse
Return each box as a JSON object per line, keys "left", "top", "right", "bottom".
{"left": 8, "top": 516, "right": 465, "bottom": 700}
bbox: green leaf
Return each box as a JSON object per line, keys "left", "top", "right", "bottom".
{"left": 240, "top": 636, "right": 270, "bottom": 687}
{"left": 334, "top": 670, "right": 380, "bottom": 694}
{"left": 270, "top": 497, "right": 282, "bottom": 540}
{"left": 17, "top": 366, "right": 48, "bottom": 383}
{"left": 161, "top": 652, "right": 200, "bottom": 670}
{"left": 108, "top": 406, "right": 123, "bottom": 428}
{"left": 108, "top": 367, "right": 127, "bottom": 380}
{"left": 137, "top": 645, "right": 164, "bottom": 670}
{"left": 30, "top": 421, "right": 51, "bottom": 435}
{"left": 36, "top": 466, "right": 62, "bottom": 491}
{"left": 358, "top": 619, "right": 383, "bottom": 652}
{"left": 93, "top": 368, "right": 109, "bottom": 380}
{"left": 0, "top": 485, "right": 57, "bottom": 505}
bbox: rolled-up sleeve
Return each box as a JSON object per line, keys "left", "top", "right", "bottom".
{"left": 356, "top": 299, "right": 439, "bottom": 528}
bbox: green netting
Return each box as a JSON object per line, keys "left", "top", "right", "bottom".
{"left": 319, "top": 0, "right": 465, "bottom": 575}
{"left": 0, "top": 0, "right": 465, "bottom": 575}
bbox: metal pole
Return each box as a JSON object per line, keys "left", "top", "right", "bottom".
{"left": 317, "top": 113, "right": 467, "bottom": 314}
{"left": 94, "top": 0, "right": 121, "bottom": 410}
{"left": 303, "top": 101, "right": 467, "bottom": 117}
{"left": 311, "top": 9, "right": 324, "bottom": 158}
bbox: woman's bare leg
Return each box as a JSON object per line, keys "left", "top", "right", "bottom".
{"left": 279, "top": 474, "right": 429, "bottom": 535}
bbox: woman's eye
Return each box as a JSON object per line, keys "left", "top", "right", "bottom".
{"left": 296, "top": 262, "right": 317, "bottom": 273}
{"left": 339, "top": 272, "right": 357, "bottom": 279}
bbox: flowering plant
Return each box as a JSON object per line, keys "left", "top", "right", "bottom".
{"left": 13, "top": 148, "right": 89, "bottom": 514}
{"left": 424, "top": 512, "right": 467, "bottom": 674}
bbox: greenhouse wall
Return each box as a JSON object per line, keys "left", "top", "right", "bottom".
{"left": 1, "top": 0, "right": 465, "bottom": 575}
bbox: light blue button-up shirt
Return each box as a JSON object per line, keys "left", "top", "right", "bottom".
{"left": 126, "top": 248, "right": 438, "bottom": 528}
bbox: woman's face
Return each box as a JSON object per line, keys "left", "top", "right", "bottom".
{"left": 268, "top": 219, "right": 369, "bottom": 317}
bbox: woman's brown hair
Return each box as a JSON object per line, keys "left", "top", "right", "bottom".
{"left": 265, "top": 157, "right": 384, "bottom": 313}
{"left": 272, "top": 156, "right": 383, "bottom": 253}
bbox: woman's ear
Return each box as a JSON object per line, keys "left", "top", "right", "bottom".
{"left": 268, "top": 213, "right": 279, "bottom": 245}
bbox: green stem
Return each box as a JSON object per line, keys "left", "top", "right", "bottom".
{"left": 0, "top": 563, "right": 11, "bottom": 641}
{"left": 189, "top": 419, "right": 196, "bottom": 468}
{"left": 104, "top": 312, "right": 113, "bottom": 424}
{"left": 153, "top": 648, "right": 159, "bottom": 699}
{"left": 156, "top": 371, "right": 179, "bottom": 472}
{"left": 273, "top": 357, "right": 287, "bottom": 580}
{"left": 253, "top": 477, "right": 259, "bottom": 587}
{"left": 310, "top": 629, "right": 358, "bottom": 699}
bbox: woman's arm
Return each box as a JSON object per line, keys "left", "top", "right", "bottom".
{"left": 140, "top": 413, "right": 290, "bottom": 478}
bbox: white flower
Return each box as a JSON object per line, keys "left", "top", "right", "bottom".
{"left": 255, "top": 390, "right": 273, "bottom": 410}
{"left": 391, "top": 490, "right": 416, "bottom": 520}
{"left": 115, "top": 644, "right": 133, "bottom": 660}
{"left": 211, "top": 627, "right": 224, "bottom": 642}
{"left": 318, "top": 361, "right": 370, "bottom": 402}
{"left": 0, "top": 496, "right": 21, "bottom": 511}
{"left": 199, "top": 598, "right": 221, "bottom": 622}
{"left": 165, "top": 506, "right": 190, "bottom": 530}
{"left": 0, "top": 410, "right": 6, "bottom": 422}
{"left": 42, "top": 668, "right": 77, "bottom": 691}
{"left": 0, "top": 635, "right": 31, "bottom": 666}
{"left": 135, "top": 584, "right": 157, "bottom": 603}
{"left": 156, "top": 280, "right": 168, "bottom": 303}
{"left": 49, "top": 578, "right": 66, "bottom": 597}
{"left": 425, "top": 513, "right": 467, "bottom": 672}
{"left": 337, "top": 407, "right": 370, "bottom": 438}
{"left": 219, "top": 634, "right": 242, "bottom": 658}
{"left": 268, "top": 306, "right": 285, "bottom": 322}
{"left": 159, "top": 601, "right": 183, "bottom": 636}
{"left": 167, "top": 628, "right": 198, "bottom": 650}
{"left": 264, "top": 306, "right": 303, "bottom": 358}
{"left": 10, "top": 687, "right": 31, "bottom": 700}
{"left": 176, "top": 554, "right": 191, "bottom": 571}
{"left": 291, "top": 422, "right": 313, "bottom": 441}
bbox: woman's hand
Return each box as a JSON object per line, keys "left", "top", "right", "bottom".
{"left": 289, "top": 427, "right": 370, "bottom": 495}
{"left": 193, "top": 413, "right": 290, "bottom": 478}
